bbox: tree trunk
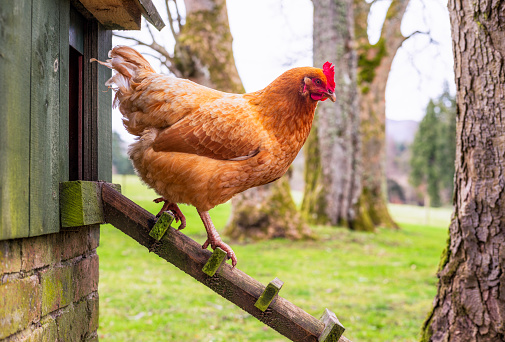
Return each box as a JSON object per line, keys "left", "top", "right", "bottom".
{"left": 354, "top": 0, "right": 410, "bottom": 229}
{"left": 225, "top": 174, "right": 312, "bottom": 241}
{"left": 420, "top": 0, "right": 505, "bottom": 340}
{"left": 175, "top": 0, "right": 243, "bottom": 94}
{"left": 302, "top": 0, "right": 370, "bottom": 230}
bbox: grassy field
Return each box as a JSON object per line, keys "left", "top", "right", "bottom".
{"left": 98, "top": 175, "right": 451, "bottom": 342}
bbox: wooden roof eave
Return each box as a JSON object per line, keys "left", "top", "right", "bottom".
{"left": 75, "top": 0, "right": 165, "bottom": 31}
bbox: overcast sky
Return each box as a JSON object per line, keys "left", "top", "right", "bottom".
{"left": 112, "top": 0, "right": 455, "bottom": 140}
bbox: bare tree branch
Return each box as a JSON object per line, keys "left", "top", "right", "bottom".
{"left": 113, "top": 33, "right": 176, "bottom": 68}
{"left": 402, "top": 30, "right": 434, "bottom": 44}
{"left": 165, "top": 0, "right": 179, "bottom": 43}
{"left": 173, "top": 0, "right": 183, "bottom": 29}
{"left": 113, "top": 0, "right": 187, "bottom": 79}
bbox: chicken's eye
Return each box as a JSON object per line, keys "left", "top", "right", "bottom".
{"left": 315, "top": 79, "right": 322, "bottom": 86}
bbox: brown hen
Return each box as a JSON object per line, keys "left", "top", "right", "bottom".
{"left": 92, "top": 46, "right": 335, "bottom": 266}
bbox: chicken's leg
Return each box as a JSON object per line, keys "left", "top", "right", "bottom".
{"left": 153, "top": 198, "right": 186, "bottom": 230}
{"left": 198, "top": 210, "right": 237, "bottom": 267}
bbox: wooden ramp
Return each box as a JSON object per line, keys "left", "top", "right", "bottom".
{"left": 60, "top": 181, "right": 351, "bottom": 342}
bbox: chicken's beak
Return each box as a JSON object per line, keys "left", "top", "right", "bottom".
{"left": 325, "top": 90, "right": 336, "bottom": 102}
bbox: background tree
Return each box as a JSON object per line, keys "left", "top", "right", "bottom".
{"left": 115, "top": 0, "right": 243, "bottom": 93}
{"left": 304, "top": 0, "right": 433, "bottom": 231}
{"left": 410, "top": 100, "right": 442, "bottom": 207}
{"left": 354, "top": 0, "right": 414, "bottom": 229}
{"left": 421, "top": 0, "right": 505, "bottom": 340}
{"left": 302, "top": 0, "right": 367, "bottom": 230}
{"left": 115, "top": 0, "right": 309, "bottom": 240}
{"left": 435, "top": 89, "right": 456, "bottom": 201}
{"left": 409, "top": 90, "right": 456, "bottom": 207}
{"left": 112, "top": 132, "right": 135, "bottom": 175}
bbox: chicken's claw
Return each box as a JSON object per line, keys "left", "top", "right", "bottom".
{"left": 202, "top": 237, "right": 237, "bottom": 267}
{"left": 198, "top": 209, "right": 237, "bottom": 267}
{"left": 153, "top": 198, "right": 186, "bottom": 230}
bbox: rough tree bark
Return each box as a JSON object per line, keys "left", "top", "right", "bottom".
{"left": 302, "top": 0, "right": 368, "bottom": 230}
{"left": 353, "top": 0, "right": 411, "bottom": 229}
{"left": 420, "top": 0, "right": 505, "bottom": 340}
{"left": 174, "top": 0, "right": 243, "bottom": 93}
{"left": 115, "top": 0, "right": 309, "bottom": 240}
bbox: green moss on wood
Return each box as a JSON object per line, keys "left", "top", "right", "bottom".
{"left": 419, "top": 307, "right": 435, "bottom": 342}
{"left": 60, "top": 181, "right": 120, "bottom": 228}
{"left": 202, "top": 247, "right": 227, "bottom": 276}
{"left": 149, "top": 212, "right": 174, "bottom": 241}
{"left": 319, "top": 309, "right": 346, "bottom": 342}
{"left": 438, "top": 234, "right": 451, "bottom": 272}
{"left": 255, "top": 278, "right": 283, "bottom": 312}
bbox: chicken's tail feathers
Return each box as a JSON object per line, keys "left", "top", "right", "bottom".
{"left": 90, "top": 46, "right": 155, "bottom": 105}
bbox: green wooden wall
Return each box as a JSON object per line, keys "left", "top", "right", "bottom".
{"left": 0, "top": 0, "right": 112, "bottom": 240}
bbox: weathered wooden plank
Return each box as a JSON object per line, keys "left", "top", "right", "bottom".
{"left": 60, "top": 181, "right": 102, "bottom": 227}
{"left": 149, "top": 212, "right": 174, "bottom": 241}
{"left": 78, "top": 0, "right": 141, "bottom": 30}
{"left": 255, "top": 278, "right": 284, "bottom": 312}
{"left": 96, "top": 25, "right": 112, "bottom": 182}
{"left": 59, "top": 0, "right": 70, "bottom": 183}
{"left": 82, "top": 20, "right": 95, "bottom": 181}
{"left": 29, "top": 0, "right": 61, "bottom": 237}
{"left": 137, "top": 0, "right": 165, "bottom": 31}
{"left": 202, "top": 247, "right": 228, "bottom": 276}
{"left": 83, "top": 20, "right": 112, "bottom": 182}
{"left": 101, "top": 184, "right": 351, "bottom": 342}
{"left": 69, "top": 6, "right": 85, "bottom": 54}
{"left": 0, "top": 0, "right": 32, "bottom": 240}
{"left": 319, "top": 309, "right": 345, "bottom": 342}
{"left": 60, "top": 181, "right": 120, "bottom": 228}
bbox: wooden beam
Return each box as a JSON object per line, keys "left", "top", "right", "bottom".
{"left": 202, "top": 247, "right": 227, "bottom": 277}
{"left": 29, "top": 0, "right": 62, "bottom": 237}
{"left": 136, "top": 0, "right": 165, "bottom": 31}
{"left": 149, "top": 212, "right": 174, "bottom": 241}
{"left": 101, "top": 183, "right": 351, "bottom": 342}
{"left": 319, "top": 309, "right": 346, "bottom": 342}
{"left": 78, "top": 0, "right": 141, "bottom": 30}
{"left": 255, "top": 278, "right": 284, "bottom": 312}
{"left": 60, "top": 181, "right": 120, "bottom": 228}
{"left": 82, "top": 19, "right": 112, "bottom": 182}
{"left": 0, "top": 0, "right": 31, "bottom": 240}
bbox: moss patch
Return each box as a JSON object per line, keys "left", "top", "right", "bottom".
{"left": 357, "top": 38, "right": 387, "bottom": 88}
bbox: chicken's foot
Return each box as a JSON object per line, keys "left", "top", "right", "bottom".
{"left": 153, "top": 198, "right": 186, "bottom": 230}
{"left": 198, "top": 210, "right": 237, "bottom": 267}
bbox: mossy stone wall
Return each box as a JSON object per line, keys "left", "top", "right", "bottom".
{"left": 0, "top": 226, "right": 99, "bottom": 341}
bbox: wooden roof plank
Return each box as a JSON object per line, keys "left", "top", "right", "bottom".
{"left": 77, "top": 0, "right": 164, "bottom": 31}
{"left": 137, "top": 0, "right": 165, "bottom": 31}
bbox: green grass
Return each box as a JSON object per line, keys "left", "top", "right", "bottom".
{"left": 98, "top": 175, "right": 450, "bottom": 341}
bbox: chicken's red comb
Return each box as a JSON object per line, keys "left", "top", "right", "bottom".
{"left": 323, "top": 61, "right": 335, "bottom": 92}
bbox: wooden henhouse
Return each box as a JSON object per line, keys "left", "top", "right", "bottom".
{"left": 0, "top": 0, "right": 163, "bottom": 340}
